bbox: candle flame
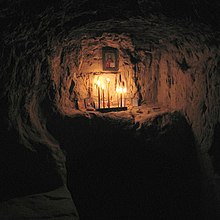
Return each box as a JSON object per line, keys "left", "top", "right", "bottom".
{"left": 106, "top": 78, "right": 110, "bottom": 83}
{"left": 123, "top": 87, "right": 127, "bottom": 93}
{"left": 101, "top": 84, "right": 105, "bottom": 90}
{"left": 97, "top": 80, "right": 101, "bottom": 87}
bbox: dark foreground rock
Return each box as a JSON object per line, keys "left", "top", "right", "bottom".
{"left": 0, "top": 185, "right": 79, "bottom": 220}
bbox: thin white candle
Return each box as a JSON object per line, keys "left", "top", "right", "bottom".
{"left": 119, "top": 87, "right": 123, "bottom": 107}
{"left": 97, "top": 80, "right": 101, "bottom": 109}
{"left": 101, "top": 84, "right": 105, "bottom": 108}
{"left": 106, "top": 78, "right": 110, "bottom": 108}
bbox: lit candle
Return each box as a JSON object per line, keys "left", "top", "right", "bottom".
{"left": 102, "top": 84, "right": 105, "bottom": 108}
{"left": 119, "top": 87, "right": 123, "bottom": 107}
{"left": 97, "top": 79, "right": 101, "bottom": 109}
{"left": 106, "top": 78, "right": 110, "bottom": 108}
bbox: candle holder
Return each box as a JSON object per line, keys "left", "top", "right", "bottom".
{"left": 96, "top": 106, "right": 127, "bottom": 113}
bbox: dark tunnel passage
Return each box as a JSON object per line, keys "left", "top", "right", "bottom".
{"left": 47, "top": 112, "right": 205, "bottom": 220}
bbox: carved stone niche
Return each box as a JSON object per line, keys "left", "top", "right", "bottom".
{"left": 51, "top": 34, "right": 139, "bottom": 113}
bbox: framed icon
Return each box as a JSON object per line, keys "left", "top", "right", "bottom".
{"left": 102, "top": 47, "right": 119, "bottom": 71}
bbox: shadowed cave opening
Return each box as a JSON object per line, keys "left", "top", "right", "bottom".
{"left": 46, "top": 111, "right": 203, "bottom": 219}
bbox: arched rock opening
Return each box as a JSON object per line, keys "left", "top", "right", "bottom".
{"left": 47, "top": 110, "right": 204, "bottom": 219}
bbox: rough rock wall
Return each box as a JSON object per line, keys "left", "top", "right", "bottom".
{"left": 133, "top": 23, "right": 220, "bottom": 177}
{"left": 0, "top": 7, "right": 67, "bottom": 200}
{"left": 155, "top": 33, "right": 220, "bottom": 153}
